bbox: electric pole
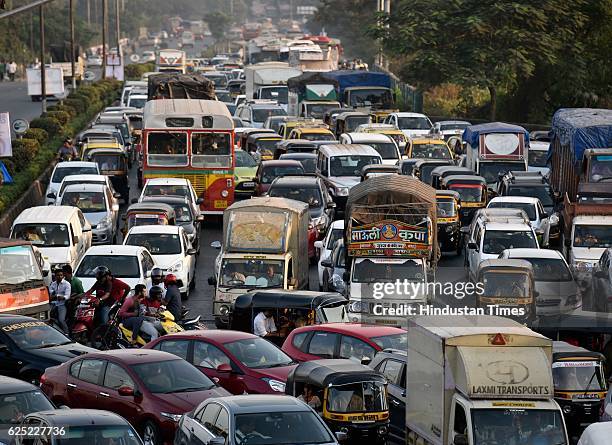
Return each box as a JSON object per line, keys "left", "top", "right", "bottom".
{"left": 101, "top": 0, "right": 107, "bottom": 78}
{"left": 69, "top": 0, "right": 76, "bottom": 90}
{"left": 40, "top": 4, "right": 46, "bottom": 112}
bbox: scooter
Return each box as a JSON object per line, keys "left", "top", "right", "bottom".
{"left": 70, "top": 294, "right": 98, "bottom": 344}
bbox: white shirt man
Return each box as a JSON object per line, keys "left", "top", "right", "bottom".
{"left": 253, "top": 310, "right": 277, "bottom": 337}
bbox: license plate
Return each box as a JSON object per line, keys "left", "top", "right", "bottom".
{"left": 242, "top": 182, "right": 255, "bottom": 188}
{"left": 214, "top": 200, "right": 228, "bottom": 209}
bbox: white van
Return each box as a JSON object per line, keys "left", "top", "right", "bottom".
{"left": 10, "top": 206, "right": 92, "bottom": 271}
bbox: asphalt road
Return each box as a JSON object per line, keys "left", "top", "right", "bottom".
{"left": 0, "top": 80, "right": 46, "bottom": 136}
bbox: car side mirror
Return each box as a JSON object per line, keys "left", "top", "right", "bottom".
{"left": 187, "top": 248, "right": 197, "bottom": 255}
{"left": 361, "top": 356, "right": 371, "bottom": 365}
{"left": 326, "top": 202, "right": 336, "bottom": 209}
{"left": 321, "top": 260, "right": 332, "bottom": 268}
{"left": 342, "top": 271, "right": 350, "bottom": 282}
{"left": 453, "top": 434, "right": 468, "bottom": 445}
{"left": 208, "top": 276, "right": 217, "bottom": 286}
{"left": 118, "top": 386, "right": 134, "bottom": 396}
{"left": 335, "top": 431, "right": 348, "bottom": 442}
{"left": 314, "top": 240, "right": 323, "bottom": 249}
{"left": 196, "top": 215, "right": 205, "bottom": 222}
{"left": 130, "top": 198, "right": 138, "bottom": 204}
{"left": 208, "top": 437, "right": 226, "bottom": 445}
{"left": 217, "top": 363, "right": 232, "bottom": 373}
{"left": 47, "top": 193, "right": 56, "bottom": 199}
{"left": 42, "top": 269, "right": 49, "bottom": 277}
{"left": 196, "top": 198, "right": 204, "bottom": 205}
{"left": 113, "top": 192, "right": 121, "bottom": 199}
{"left": 467, "top": 242, "right": 478, "bottom": 251}
{"left": 0, "top": 344, "right": 8, "bottom": 352}
{"left": 541, "top": 212, "right": 549, "bottom": 219}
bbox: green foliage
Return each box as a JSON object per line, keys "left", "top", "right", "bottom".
{"left": 63, "top": 97, "right": 87, "bottom": 114}
{"left": 124, "top": 62, "right": 156, "bottom": 81}
{"left": 43, "top": 111, "right": 70, "bottom": 126}
{"left": 204, "top": 11, "right": 231, "bottom": 42}
{"left": 30, "top": 117, "right": 63, "bottom": 138}
{"left": 22, "top": 128, "right": 49, "bottom": 146}
{"left": 11, "top": 138, "right": 40, "bottom": 171}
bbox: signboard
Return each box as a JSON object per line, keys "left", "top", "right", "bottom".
{"left": 106, "top": 53, "right": 121, "bottom": 66}
{"left": 479, "top": 133, "right": 525, "bottom": 160}
{"left": 348, "top": 219, "right": 430, "bottom": 257}
{"left": 12, "top": 119, "right": 29, "bottom": 135}
{"left": 227, "top": 211, "right": 287, "bottom": 253}
{"left": 25, "top": 67, "right": 65, "bottom": 96}
{"left": 0, "top": 113, "right": 12, "bottom": 157}
{"left": 83, "top": 70, "right": 96, "bottom": 81}
{"left": 130, "top": 54, "right": 141, "bottom": 63}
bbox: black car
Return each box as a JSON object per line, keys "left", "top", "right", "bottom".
{"left": 279, "top": 152, "right": 318, "bottom": 174}
{"left": 140, "top": 195, "right": 204, "bottom": 254}
{"left": 368, "top": 349, "right": 406, "bottom": 444}
{"left": 0, "top": 315, "right": 94, "bottom": 384}
{"left": 321, "top": 239, "right": 348, "bottom": 295}
{"left": 268, "top": 175, "right": 336, "bottom": 236}
{"left": 0, "top": 376, "right": 56, "bottom": 444}
{"left": 14, "top": 409, "right": 143, "bottom": 445}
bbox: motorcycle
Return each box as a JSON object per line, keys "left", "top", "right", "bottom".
{"left": 179, "top": 307, "right": 207, "bottom": 330}
{"left": 70, "top": 294, "right": 98, "bottom": 344}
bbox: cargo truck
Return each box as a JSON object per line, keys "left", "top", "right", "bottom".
{"left": 406, "top": 315, "right": 569, "bottom": 445}
{"left": 462, "top": 122, "right": 529, "bottom": 185}
{"left": 323, "top": 70, "right": 395, "bottom": 112}
{"left": 208, "top": 197, "right": 310, "bottom": 328}
{"left": 287, "top": 72, "right": 341, "bottom": 118}
{"left": 147, "top": 72, "right": 216, "bottom": 100}
{"left": 244, "top": 62, "right": 302, "bottom": 110}
{"left": 156, "top": 49, "right": 187, "bottom": 74}
{"left": 344, "top": 175, "right": 438, "bottom": 327}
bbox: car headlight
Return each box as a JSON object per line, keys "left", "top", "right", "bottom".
{"left": 160, "top": 412, "right": 183, "bottom": 422}
{"left": 574, "top": 261, "right": 594, "bottom": 272}
{"left": 168, "top": 261, "right": 183, "bottom": 272}
{"left": 349, "top": 299, "right": 364, "bottom": 313}
{"left": 263, "top": 378, "right": 286, "bottom": 392}
{"left": 549, "top": 213, "right": 559, "bottom": 225}
{"left": 97, "top": 216, "right": 112, "bottom": 230}
{"left": 335, "top": 187, "right": 349, "bottom": 196}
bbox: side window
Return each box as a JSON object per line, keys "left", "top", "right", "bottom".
{"left": 197, "top": 403, "right": 221, "bottom": 431}
{"left": 69, "top": 361, "right": 82, "bottom": 378}
{"left": 379, "top": 359, "right": 403, "bottom": 386}
{"left": 193, "top": 342, "right": 231, "bottom": 369}
{"left": 141, "top": 252, "right": 154, "bottom": 274}
{"left": 339, "top": 336, "right": 376, "bottom": 362}
{"left": 77, "top": 359, "right": 105, "bottom": 384}
{"left": 321, "top": 156, "right": 328, "bottom": 177}
{"left": 157, "top": 340, "right": 190, "bottom": 361}
{"left": 475, "top": 227, "right": 483, "bottom": 248}
{"left": 308, "top": 332, "right": 338, "bottom": 358}
{"left": 453, "top": 402, "right": 468, "bottom": 436}
{"left": 287, "top": 258, "right": 293, "bottom": 281}
{"left": 292, "top": 332, "right": 309, "bottom": 351}
{"left": 69, "top": 224, "right": 76, "bottom": 245}
{"left": 103, "top": 362, "right": 135, "bottom": 390}
{"left": 214, "top": 408, "right": 229, "bottom": 440}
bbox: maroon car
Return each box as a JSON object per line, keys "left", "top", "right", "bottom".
{"left": 145, "top": 330, "right": 297, "bottom": 395}
{"left": 253, "top": 160, "right": 305, "bottom": 196}
{"left": 39, "top": 349, "right": 230, "bottom": 445}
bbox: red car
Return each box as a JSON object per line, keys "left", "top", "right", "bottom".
{"left": 40, "top": 349, "right": 230, "bottom": 445}
{"left": 282, "top": 323, "right": 407, "bottom": 363}
{"left": 145, "top": 330, "right": 297, "bottom": 395}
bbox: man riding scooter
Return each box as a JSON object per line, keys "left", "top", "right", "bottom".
{"left": 147, "top": 267, "right": 166, "bottom": 298}
{"left": 118, "top": 284, "right": 158, "bottom": 345}
{"left": 86, "top": 266, "right": 131, "bottom": 325}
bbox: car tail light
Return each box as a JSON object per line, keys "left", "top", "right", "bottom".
{"left": 40, "top": 374, "right": 47, "bottom": 385}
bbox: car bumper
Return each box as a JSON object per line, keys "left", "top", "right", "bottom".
{"left": 92, "top": 227, "right": 113, "bottom": 244}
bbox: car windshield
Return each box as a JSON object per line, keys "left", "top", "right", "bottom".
{"left": 254, "top": 139, "right": 281, "bottom": 154}
{"left": 523, "top": 258, "right": 573, "bottom": 282}
{"left": 265, "top": 119, "right": 283, "bottom": 133}
{"left": 76, "top": 255, "right": 140, "bottom": 278}
{"left": 449, "top": 185, "right": 483, "bottom": 203}
{"left": 589, "top": 157, "right": 612, "bottom": 182}
{"left": 192, "top": 132, "right": 232, "bottom": 168}
{"left": 507, "top": 185, "right": 554, "bottom": 207}
{"left": 482, "top": 230, "right": 538, "bottom": 254}
{"left": 327, "top": 228, "right": 344, "bottom": 249}
{"left": 330, "top": 155, "right": 381, "bottom": 177}
{"left": 301, "top": 132, "right": 335, "bottom": 142}
{"left": 234, "top": 412, "right": 333, "bottom": 445}
{"left": 0, "top": 389, "right": 54, "bottom": 424}
{"left": 216, "top": 91, "right": 232, "bottom": 102}
{"left": 147, "top": 132, "right": 188, "bottom": 166}
{"left": 488, "top": 202, "right": 536, "bottom": 220}
{"left": 440, "top": 123, "right": 468, "bottom": 131}
{"left": 349, "top": 89, "right": 393, "bottom": 108}
{"left": 91, "top": 154, "right": 125, "bottom": 172}
{"left": 144, "top": 184, "right": 191, "bottom": 199}
{"left": 4, "top": 321, "right": 72, "bottom": 349}
{"left": 481, "top": 271, "right": 531, "bottom": 297}
{"left": 236, "top": 150, "right": 257, "bottom": 167}
{"left": 529, "top": 150, "right": 548, "bottom": 167}
{"left": 131, "top": 359, "right": 216, "bottom": 393}
{"left": 52, "top": 166, "right": 99, "bottom": 183}
{"left": 261, "top": 165, "right": 304, "bottom": 184}
{"left": 437, "top": 199, "right": 457, "bottom": 217}
{"left": 61, "top": 191, "right": 107, "bottom": 213}
{"left": 479, "top": 162, "right": 526, "bottom": 183}
{"left": 59, "top": 179, "right": 105, "bottom": 196}
{"left": 411, "top": 143, "right": 450, "bottom": 160}
{"left": 0, "top": 245, "right": 44, "bottom": 285}
{"left": 368, "top": 142, "right": 398, "bottom": 160}
{"left": 472, "top": 409, "right": 566, "bottom": 445}
{"left": 345, "top": 117, "right": 370, "bottom": 132}
{"left": 294, "top": 157, "right": 316, "bottom": 173}
{"left": 573, "top": 225, "right": 612, "bottom": 248}
{"left": 269, "top": 186, "right": 322, "bottom": 208}
{"left": 128, "top": 97, "right": 147, "bottom": 108}
{"left": 224, "top": 337, "right": 293, "bottom": 369}
{"left": 125, "top": 233, "right": 182, "bottom": 255}
{"left": 220, "top": 259, "right": 285, "bottom": 288}
{"left": 206, "top": 75, "right": 227, "bottom": 88}
{"left": 253, "top": 108, "right": 287, "bottom": 123}
{"left": 352, "top": 259, "right": 424, "bottom": 283}
{"left": 552, "top": 361, "right": 605, "bottom": 392}
{"left": 397, "top": 117, "right": 431, "bottom": 130}
{"left": 170, "top": 204, "right": 193, "bottom": 223}
{"left": 309, "top": 103, "right": 339, "bottom": 119}
{"left": 371, "top": 333, "right": 407, "bottom": 350}
{"left": 56, "top": 426, "right": 141, "bottom": 445}
{"left": 418, "top": 165, "right": 441, "bottom": 184}
{"left": 12, "top": 223, "right": 70, "bottom": 247}
{"left": 259, "top": 86, "right": 288, "bottom": 104}
{"left": 327, "top": 382, "right": 388, "bottom": 413}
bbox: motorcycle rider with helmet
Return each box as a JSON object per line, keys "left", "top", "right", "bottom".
{"left": 86, "top": 266, "right": 131, "bottom": 325}
{"left": 162, "top": 274, "right": 182, "bottom": 322}
{"left": 147, "top": 267, "right": 166, "bottom": 298}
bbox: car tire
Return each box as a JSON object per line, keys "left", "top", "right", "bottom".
{"left": 141, "top": 420, "right": 161, "bottom": 445}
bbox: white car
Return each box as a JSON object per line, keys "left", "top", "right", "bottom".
{"left": 338, "top": 133, "right": 401, "bottom": 166}
{"left": 430, "top": 120, "right": 471, "bottom": 140}
{"left": 123, "top": 225, "right": 196, "bottom": 298}
{"left": 141, "top": 51, "right": 156, "bottom": 63}
{"left": 45, "top": 162, "right": 100, "bottom": 205}
{"left": 139, "top": 177, "right": 202, "bottom": 211}
{"left": 314, "top": 220, "right": 345, "bottom": 289}
{"left": 528, "top": 140, "right": 550, "bottom": 177}
{"left": 86, "top": 55, "right": 103, "bottom": 67}
{"left": 74, "top": 245, "right": 156, "bottom": 291}
{"left": 383, "top": 112, "right": 433, "bottom": 139}
{"left": 127, "top": 94, "right": 147, "bottom": 109}
{"left": 487, "top": 196, "right": 551, "bottom": 246}
{"left": 55, "top": 174, "right": 120, "bottom": 207}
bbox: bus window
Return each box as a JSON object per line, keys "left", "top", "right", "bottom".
{"left": 191, "top": 133, "right": 232, "bottom": 168}
{"left": 147, "top": 132, "right": 188, "bottom": 166}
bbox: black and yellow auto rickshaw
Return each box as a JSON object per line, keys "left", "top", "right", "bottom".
{"left": 412, "top": 159, "right": 454, "bottom": 185}
{"left": 436, "top": 190, "right": 462, "bottom": 254}
{"left": 440, "top": 174, "right": 487, "bottom": 224}
{"left": 552, "top": 341, "right": 607, "bottom": 437}
{"left": 273, "top": 139, "right": 317, "bottom": 159}
{"left": 333, "top": 112, "right": 371, "bottom": 139}
{"left": 245, "top": 132, "right": 283, "bottom": 162}
{"left": 85, "top": 147, "right": 130, "bottom": 203}
{"left": 286, "top": 359, "right": 389, "bottom": 444}
{"left": 429, "top": 165, "right": 475, "bottom": 189}
{"left": 121, "top": 202, "right": 176, "bottom": 237}
{"left": 398, "top": 159, "right": 419, "bottom": 176}
{"left": 360, "top": 164, "right": 399, "bottom": 181}
{"left": 229, "top": 290, "right": 349, "bottom": 344}
{"left": 238, "top": 128, "right": 275, "bottom": 150}
{"left": 477, "top": 259, "right": 537, "bottom": 324}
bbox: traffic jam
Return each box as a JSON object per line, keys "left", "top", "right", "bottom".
{"left": 1, "top": 10, "right": 612, "bottom": 445}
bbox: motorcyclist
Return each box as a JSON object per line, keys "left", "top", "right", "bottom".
{"left": 147, "top": 267, "right": 166, "bottom": 298}
{"left": 143, "top": 285, "right": 164, "bottom": 333}
{"left": 118, "top": 284, "right": 158, "bottom": 345}
{"left": 57, "top": 137, "right": 78, "bottom": 161}
{"left": 86, "top": 266, "right": 131, "bottom": 325}
{"left": 162, "top": 273, "right": 182, "bottom": 322}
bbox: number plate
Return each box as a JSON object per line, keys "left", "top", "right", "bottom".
{"left": 242, "top": 181, "right": 255, "bottom": 188}
{"left": 214, "top": 200, "right": 228, "bottom": 209}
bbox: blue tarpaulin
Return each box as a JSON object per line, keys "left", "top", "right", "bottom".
{"left": 462, "top": 122, "right": 529, "bottom": 148}
{"left": 550, "top": 108, "right": 612, "bottom": 162}
{"left": 0, "top": 161, "right": 13, "bottom": 184}
{"left": 322, "top": 70, "right": 391, "bottom": 94}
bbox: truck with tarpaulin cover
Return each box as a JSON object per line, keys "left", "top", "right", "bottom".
{"left": 322, "top": 70, "right": 395, "bottom": 112}
{"left": 209, "top": 197, "right": 310, "bottom": 328}
{"left": 147, "top": 73, "right": 216, "bottom": 101}
{"left": 287, "top": 72, "right": 341, "bottom": 119}
{"left": 406, "top": 315, "right": 569, "bottom": 445}
{"left": 344, "top": 175, "right": 438, "bottom": 327}
{"left": 462, "top": 122, "right": 529, "bottom": 185}
{"left": 0, "top": 239, "right": 50, "bottom": 320}
{"left": 547, "top": 109, "right": 612, "bottom": 284}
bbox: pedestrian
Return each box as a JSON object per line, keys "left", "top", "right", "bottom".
{"left": 0, "top": 61, "right": 5, "bottom": 82}
{"left": 7, "top": 61, "right": 17, "bottom": 81}
{"left": 49, "top": 269, "right": 71, "bottom": 333}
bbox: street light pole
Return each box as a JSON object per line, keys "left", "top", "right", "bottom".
{"left": 101, "top": 0, "right": 106, "bottom": 78}
{"left": 115, "top": 0, "right": 119, "bottom": 52}
{"left": 39, "top": 3, "right": 46, "bottom": 112}
{"left": 69, "top": 0, "right": 76, "bottom": 90}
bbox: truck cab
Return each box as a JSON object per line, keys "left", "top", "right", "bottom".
{"left": 565, "top": 214, "right": 612, "bottom": 285}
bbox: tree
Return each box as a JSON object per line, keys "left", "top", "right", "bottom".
{"left": 204, "top": 11, "right": 230, "bottom": 43}
{"left": 371, "top": 0, "right": 587, "bottom": 120}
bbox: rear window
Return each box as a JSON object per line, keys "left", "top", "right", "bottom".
{"left": 52, "top": 166, "right": 99, "bottom": 183}
{"left": 76, "top": 255, "right": 140, "bottom": 278}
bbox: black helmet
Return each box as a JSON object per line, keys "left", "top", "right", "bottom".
{"left": 94, "top": 266, "right": 111, "bottom": 280}
{"left": 151, "top": 267, "right": 164, "bottom": 280}
{"left": 149, "top": 285, "right": 164, "bottom": 300}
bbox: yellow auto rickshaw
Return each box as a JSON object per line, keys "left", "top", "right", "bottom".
{"left": 440, "top": 174, "right": 487, "bottom": 225}
{"left": 436, "top": 190, "right": 462, "bottom": 254}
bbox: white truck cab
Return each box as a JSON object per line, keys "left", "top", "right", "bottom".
{"left": 566, "top": 215, "right": 612, "bottom": 283}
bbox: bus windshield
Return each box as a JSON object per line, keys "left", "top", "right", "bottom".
{"left": 147, "top": 132, "right": 188, "bottom": 166}
{"left": 191, "top": 133, "right": 232, "bottom": 168}
{"left": 0, "top": 245, "right": 44, "bottom": 285}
